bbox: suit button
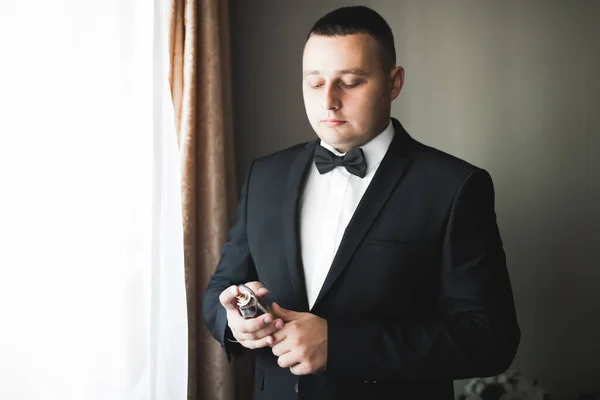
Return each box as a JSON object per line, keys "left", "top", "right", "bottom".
{"left": 294, "top": 380, "right": 299, "bottom": 393}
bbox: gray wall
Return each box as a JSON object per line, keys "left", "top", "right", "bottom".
{"left": 230, "top": 1, "right": 600, "bottom": 397}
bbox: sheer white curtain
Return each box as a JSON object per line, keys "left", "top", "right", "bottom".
{"left": 0, "top": 1, "right": 187, "bottom": 399}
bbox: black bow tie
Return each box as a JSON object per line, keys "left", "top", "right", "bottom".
{"left": 314, "top": 145, "right": 367, "bottom": 178}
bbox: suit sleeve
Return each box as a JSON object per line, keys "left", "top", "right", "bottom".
{"left": 326, "top": 168, "right": 521, "bottom": 381}
{"left": 202, "top": 161, "right": 258, "bottom": 362}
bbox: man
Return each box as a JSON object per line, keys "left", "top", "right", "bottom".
{"left": 203, "top": 5, "right": 520, "bottom": 400}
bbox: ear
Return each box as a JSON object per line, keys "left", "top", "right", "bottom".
{"left": 390, "top": 66, "right": 404, "bottom": 101}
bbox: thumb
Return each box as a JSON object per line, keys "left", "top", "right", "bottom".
{"left": 271, "top": 302, "right": 297, "bottom": 322}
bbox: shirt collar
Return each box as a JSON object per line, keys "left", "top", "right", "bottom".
{"left": 319, "top": 119, "right": 395, "bottom": 172}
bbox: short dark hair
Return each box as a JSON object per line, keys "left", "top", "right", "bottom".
{"left": 307, "top": 6, "right": 396, "bottom": 70}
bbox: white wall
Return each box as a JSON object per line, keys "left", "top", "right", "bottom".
{"left": 230, "top": 1, "right": 600, "bottom": 397}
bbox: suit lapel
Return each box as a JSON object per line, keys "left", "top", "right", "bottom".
{"left": 281, "top": 140, "right": 317, "bottom": 312}
{"left": 311, "top": 119, "right": 413, "bottom": 311}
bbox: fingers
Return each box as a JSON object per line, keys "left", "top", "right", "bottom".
{"left": 219, "top": 282, "right": 280, "bottom": 350}
{"left": 271, "top": 302, "right": 295, "bottom": 322}
{"left": 231, "top": 316, "right": 285, "bottom": 349}
{"left": 270, "top": 328, "right": 287, "bottom": 348}
{"left": 237, "top": 318, "right": 284, "bottom": 342}
{"left": 240, "top": 334, "right": 276, "bottom": 350}
{"left": 219, "top": 281, "right": 269, "bottom": 311}
{"left": 231, "top": 312, "right": 280, "bottom": 335}
{"left": 276, "top": 352, "right": 314, "bottom": 375}
{"left": 277, "top": 351, "right": 299, "bottom": 369}
{"left": 289, "top": 363, "right": 312, "bottom": 376}
{"left": 239, "top": 313, "right": 273, "bottom": 333}
{"left": 243, "top": 281, "right": 269, "bottom": 297}
{"left": 227, "top": 311, "right": 285, "bottom": 347}
{"left": 270, "top": 338, "right": 290, "bottom": 357}
{"left": 255, "top": 318, "right": 284, "bottom": 337}
{"left": 219, "top": 285, "right": 240, "bottom": 311}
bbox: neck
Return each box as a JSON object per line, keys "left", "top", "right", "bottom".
{"left": 333, "top": 119, "right": 390, "bottom": 153}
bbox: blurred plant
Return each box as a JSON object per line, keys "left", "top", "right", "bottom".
{"left": 457, "top": 371, "right": 549, "bottom": 400}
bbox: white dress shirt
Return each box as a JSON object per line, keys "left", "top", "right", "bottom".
{"left": 300, "top": 120, "right": 395, "bottom": 309}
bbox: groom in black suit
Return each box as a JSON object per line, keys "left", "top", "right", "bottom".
{"left": 203, "top": 6, "right": 520, "bottom": 400}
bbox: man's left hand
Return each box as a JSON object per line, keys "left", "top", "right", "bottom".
{"left": 270, "top": 302, "right": 328, "bottom": 375}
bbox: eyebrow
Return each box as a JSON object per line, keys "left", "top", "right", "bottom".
{"left": 303, "top": 68, "right": 370, "bottom": 78}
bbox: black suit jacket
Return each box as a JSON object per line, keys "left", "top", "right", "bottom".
{"left": 203, "top": 119, "right": 520, "bottom": 400}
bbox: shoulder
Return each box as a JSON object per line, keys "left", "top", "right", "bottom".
{"left": 255, "top": 141, "right": 315, "bottom": 164}
{"left": 409, "top": 139, "right": 477, "bottom": 175}
{"left": 401, "top": 135, "right": 494, "bottom": 197}
{"left": 392, "top": 118, "right": 483, "bottom": 184}
{"left": 249, "top": 140, "right": 315, "bottom": 172}
{"left": 243, "top": 140, "right": 316, "bottom": 187}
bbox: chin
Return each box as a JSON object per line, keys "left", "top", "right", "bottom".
{"left": 319, "top": 132, "right": 354, "bottom": 150}
{"left": 318, "top": 130, "right": 341, "bottom": 143}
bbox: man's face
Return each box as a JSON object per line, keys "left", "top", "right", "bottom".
{"left": 302, "top": 33, "right": 403, "bottom": 153}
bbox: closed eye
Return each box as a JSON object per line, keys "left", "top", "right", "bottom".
{"left": 307, "top": 80, "right": 363, "bottom": 89}
{"left": 340, "top": 81, "right": 362, "bottom": 89}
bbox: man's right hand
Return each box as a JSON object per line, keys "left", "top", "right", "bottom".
{"left": 219, "top": 281, "right": 284, "bottom": 349}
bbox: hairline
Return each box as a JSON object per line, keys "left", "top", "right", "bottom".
{"left": 304, "top": 32, "right": 396, "bottom": 73}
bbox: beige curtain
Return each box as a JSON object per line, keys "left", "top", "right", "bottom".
{"left": 169, "top": 0, "right": 252, "bottom": 399}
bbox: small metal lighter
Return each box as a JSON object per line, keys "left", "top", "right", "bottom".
{"left": 236, "top": 284, "right": 269, "bottom": 319}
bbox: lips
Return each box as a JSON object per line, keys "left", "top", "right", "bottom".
{"left": 321, "top": 119, "right": 346, "bottom": 127}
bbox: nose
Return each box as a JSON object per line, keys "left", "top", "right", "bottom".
{"left": 321, "top": 84, "right": 341, "bottom": 111}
